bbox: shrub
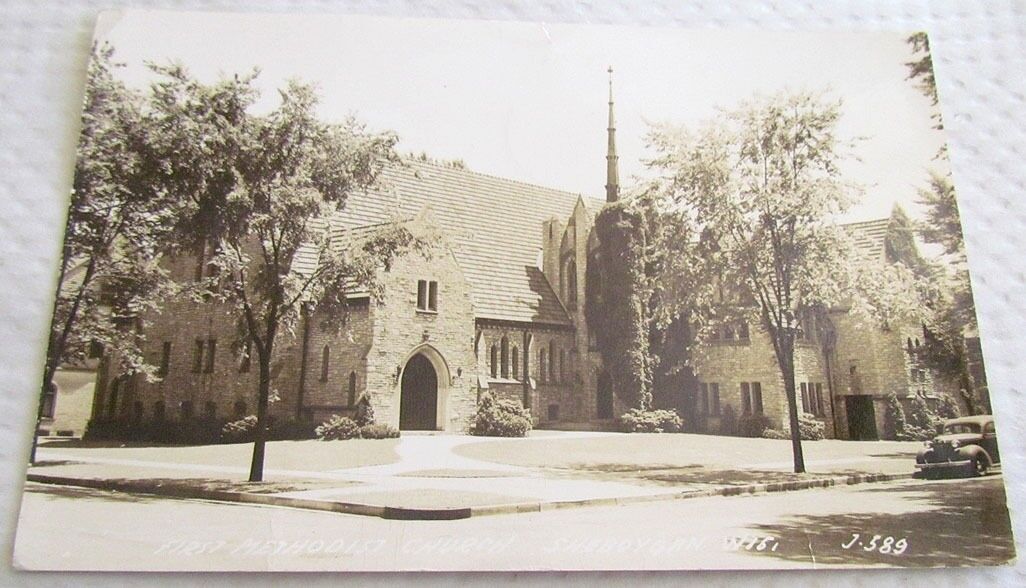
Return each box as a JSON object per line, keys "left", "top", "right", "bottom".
{"left": 619, "top": 408, "right": 682, "bottom": 433}
{"left": 470, "top": 392, "right": 532, "bottom": 437}
{"left": 736, "top": 413, "right": 772, "bottom": 438}
{"left": 761, "top": 428, "right": 788, "bottom": 440}
{"left": 269, "top": 419, "right": 319, "bottom": 441}
{"left": 883, "top": 393, "right": 908, "bottom": 440}
{"left": 354, "top": 396, "right": 375, "bottom": 427}
{"left": 358, "top": 423, "right": 400, "bottom": 439}
{"left": 315, "top": 415, "right": 360, "bottom": 441}
{"left": 903, "top": 395, "right": 942, "bottom": 441}
{"left": 221, "top": 415, "right": 258, "bottom": 443}
{"left": 797, "top": 412, "right": 825, "bottom": 441}
{"left": 937, "top": 394, "right": 961, "bottom": 420}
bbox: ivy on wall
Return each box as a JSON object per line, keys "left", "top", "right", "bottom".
{"left": 585, "top": 202, "right": 653, "bottom": 410}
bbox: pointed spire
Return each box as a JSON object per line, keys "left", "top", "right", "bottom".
{"left": 605, "top": 66, "right": 620, "bottom": 203}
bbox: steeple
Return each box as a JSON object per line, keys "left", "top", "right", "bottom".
{"left": 605, "top": 66, "right": 620, "bottom": 203}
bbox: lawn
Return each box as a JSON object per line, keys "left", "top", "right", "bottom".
{"left": 454, "top": 433, "right": 921, "bottom": 479}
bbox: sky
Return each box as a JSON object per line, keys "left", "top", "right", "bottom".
{"left": 95, "top": 10, "right": 950, "bottom": 223}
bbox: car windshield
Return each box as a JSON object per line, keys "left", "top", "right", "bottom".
{"left": 943, "top": 423, "right": 981, "bottom": 434}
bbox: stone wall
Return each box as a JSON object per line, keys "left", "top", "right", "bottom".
{"left": 365, "top": 235, "right": 478, "bottom": 432}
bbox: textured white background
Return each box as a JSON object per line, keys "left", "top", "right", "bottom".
{"left": 1, "top": 1, "right": 1024, "bottom": 585}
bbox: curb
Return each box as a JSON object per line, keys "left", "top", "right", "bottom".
{"left": 26, "top": 471, "right": 914, "bottom": 521}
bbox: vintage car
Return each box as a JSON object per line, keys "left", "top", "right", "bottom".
{"left": 915, "top": 415, "right": 1001, "bottom": 478}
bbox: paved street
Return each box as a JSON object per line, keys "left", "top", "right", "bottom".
{"left": 13, "top": 476, "right": 1014, "bottom": 571}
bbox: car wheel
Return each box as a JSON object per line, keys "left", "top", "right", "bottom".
{"left": 971, "top": 455, "right": 989, "bottom": 477}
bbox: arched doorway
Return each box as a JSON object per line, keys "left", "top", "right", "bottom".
{"left": 400, "top": 353, "right": 438, "bottom": 430}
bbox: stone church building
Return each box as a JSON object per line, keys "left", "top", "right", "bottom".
{"left": 89, "top": 77, "right": 972, "bottom": 441}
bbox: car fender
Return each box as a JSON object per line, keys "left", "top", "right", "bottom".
{"left": 956, "top": 444, "right": 991, "bottom": 465}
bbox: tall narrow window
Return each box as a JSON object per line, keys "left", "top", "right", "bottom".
{"left": 233, "top": 400, "right": 247, "bottom": 419}
{"left": 559, "top": 349, "right": 566, "bottom": 384}
{"left": 153, "top": 401, "right": 166, "bottom": 422}
{"left": 549, "top": 344, "right": 556, "bottom": 384}
{"left": 815, "top": 383, "right": 825, "bottom": 416}
{"left": 417, "top": 280, "right": 438, "bottom": 311}
{"left": 710, "top": 383, "right": 720, "bottom": 415}
{"left": 566, "top": 260, "right": 577, "bottom": 308}
{"left": 490, "top": 344, "right": 498, "bottom": 378}
{"left": 738, "top": 322, "right": 750, "bottom": 341}
{"left": 511, "top": 346, "right": 519, "bottom": 380}
{"left": 500, "top": 336, "right": 510, "bottom": 378}
{"left": 752, "top": 382, "right": 763, "bottom": 414}
{"left": 204, "top": 339, "right": 217, "bottom": 374}
{"left": 180, "top": 400, "right": 194, "bottom": 420}
{"left": 204, "top": 401, "right": 217, "bottom": 420}
{"left": 700, "top": 383, "right": 710, "bottom": 415}
{"left": 240, "top": 339, "right": 251, "bottom": 373}
{"left": 158, "top": 342, "right": 172, "bottom": 377}
{"left": 320, "top": 345, "right": 330, "bottom": 382}
{"left": 800, "top": 382, "right": 809, "bottom": 413}
{"left": 194, "top": 242, "right": 207, "bottom": 282}
{"left": 741, "top": 382, "right": 752, "bottom": 414}
{"left": 348, "top": 371, "right": 357, "bottom": 406}
{"left": 192, "top": 339, "right": 204, "bottom": 373}
{"left": 539, "top": 348, "right": 547, "bottom": 383}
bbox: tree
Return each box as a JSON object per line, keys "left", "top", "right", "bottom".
{"left": 904, "top": 36, "right": 986, "bottom": 414}
{"left": 646, "top": 91, "right": 921, "bottom": 473}
{"left": 145, "top": 67, "right": 423, "bottom": 481}
{"left": 31, "top": 45, "right": 170, "bottom": 464}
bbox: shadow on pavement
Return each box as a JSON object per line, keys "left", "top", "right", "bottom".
{"left": 748, "top": 477, "right": 1015, "bottom": 567}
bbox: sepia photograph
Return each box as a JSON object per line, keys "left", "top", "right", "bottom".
{"left": 10, "top": 9, "right": 1017, "bottom": 572}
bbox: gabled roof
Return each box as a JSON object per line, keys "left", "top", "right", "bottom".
{"left": 319, "top": 159, "right": 601, "bottom": 326}
{"left": 844, "top": 218, "right": 890, "bottom": 262}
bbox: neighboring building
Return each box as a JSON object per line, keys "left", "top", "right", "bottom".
{"left": 39, "top": 360, "right": 99, "bottom": 438}
{"left": 89, "top": 75, "right": 976, "bottom": 439}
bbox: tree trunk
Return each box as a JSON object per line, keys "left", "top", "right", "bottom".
{"left": 780, "top": 338, "right": 806, "bottom": 474}
{"left": 248, "top": 354, "right": 272, "bottom": 482}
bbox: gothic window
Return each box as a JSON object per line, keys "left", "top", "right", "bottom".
{"left": 549, "top": 343, "right": 556, "bottom": 384}
{"left": 240, "top": 339, "right": 251, "bottom": 373}
{"left": 348, "top": 371, "right": 357, "bottom": 406}
{"left": 490, "top": 344, "right": 498, "bottom": 378}
{"left": 539, "top": 348, "right": 547, "bottom": 383}
{"left": 204, "top": 339, "right": 216, "bottom": 373}
{"left": 500, "top": 336, "right": 510, "bottom": 378}
{"left": 132, "top": 401, "right": 144, "bottom": 424}
{"left": 192, "top": 339, "right": 204, "bottom": 373}
{"left": 320, "top": 345, "right": 330, "bottom": 382}
{"left": 158, "top": 342, "right": 172, "bottom": 377}
{"left": 153, "top": 400, "right": 166, "bottom": 422}
{"left": 566, "top": 260, "right": 578, "bottom": 308}
{"left": 511, "top": 346, "right": 519, "bottom": 380}
{"left": 741, "top": 382, "right": 763, "bottom": 414}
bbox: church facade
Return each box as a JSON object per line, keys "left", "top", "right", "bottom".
{"left": 88, "top": 79, "right": 973, "bottom": 441}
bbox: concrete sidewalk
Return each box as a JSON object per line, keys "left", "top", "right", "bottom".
{"left": 26, "top": 431, "right": 921, "bottom": 519}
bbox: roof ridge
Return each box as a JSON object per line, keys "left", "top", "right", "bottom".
{"left": 402, "top": 158, "right": 597, "bottom": 201}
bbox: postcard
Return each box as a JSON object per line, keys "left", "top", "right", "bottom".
{"left": 12, "top": 9, "right": 1015, "bottom": 571}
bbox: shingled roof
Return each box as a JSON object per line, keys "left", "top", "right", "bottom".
{"left": 316, "top": 159, "right": 600, "bottom": 326}
{"left": 844, "top": 217, "right": 891, "bottom": 262}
